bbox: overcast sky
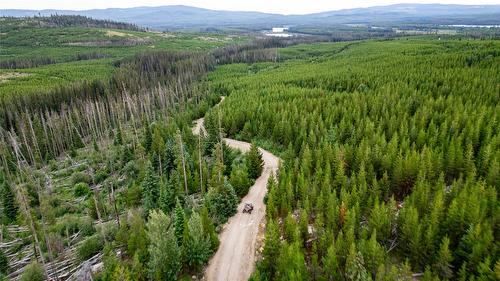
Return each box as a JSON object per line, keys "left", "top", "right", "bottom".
{"left": 1, "top": 0, "right": 497, "bottom": 14}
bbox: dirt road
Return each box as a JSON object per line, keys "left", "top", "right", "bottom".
{"left": 192, "top": 102, "right": 280, "bottom": 281}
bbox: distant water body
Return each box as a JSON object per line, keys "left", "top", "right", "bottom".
{"left": 445, "top": 25, "right": 500, "bottom": 28}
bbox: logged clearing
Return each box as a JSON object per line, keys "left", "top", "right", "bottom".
{"left": 105, "top": 30, "right": 131, "bottom": 37}
{"left": 0, "top": 72, "right": 30, "bottom": 83}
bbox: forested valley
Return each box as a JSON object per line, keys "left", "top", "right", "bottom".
{"left": 0, "top": 13, "right": 499, "bottom": 281}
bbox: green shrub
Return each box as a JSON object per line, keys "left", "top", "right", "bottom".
{"left": 229, "top": 167, "right": 253, "bottom": 198}
{"left": 74, "top": 182, "right": 91, "bottom": 197}
{"left": 71, "top": 172, "right": 92, "bottom": 185}
{"left": 77, "top": 234, "right": 104, "bottom": 262}
{"left": 20, "top": 262, "right": 45, "bottom": 281}
{"left": 0, "top": 249, "right": 8, "bottom": 274}
{"left": 52, "top": 215, "right": 95, "bottom": 237}
{"left": 93, "top": 169, "right": 108, "bottom": 184}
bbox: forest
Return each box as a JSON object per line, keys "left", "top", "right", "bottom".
{"left": 0, "top": 16, "right": 310, "bottom": 280}
{"left": 0, "top": 13, "right": 499, "bottom": 281}
{"left": 207, "top": 38, "right": 499, "bottom": 280}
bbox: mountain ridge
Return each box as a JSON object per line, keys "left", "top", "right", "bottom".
{"left": 2, "top": 3, "right": 500, "bottom": 29}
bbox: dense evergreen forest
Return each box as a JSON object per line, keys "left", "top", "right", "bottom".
{"left": 206, "top": 38, "right": 499, "bottom": 280}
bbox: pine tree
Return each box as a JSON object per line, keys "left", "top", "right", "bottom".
{"left": 206, "top": 179, "right": 238, "bottom": 225}
{"left": 433, "top": 237, "right": 453, "bottom": 280}
{"left": 261, "top": 219, "right": 280, "bottom": 278}
{"left": 127, "top": 211, "right": 148, "bottom": 262}
{"left": 131, "top": 253, "right": 146, "bottom": 281}
{"left": 0, "top": 249, "right": 8, "bottom": 275}
{"left": 147, "top": 210, "right": 181, "bottom": 281}
{"left": 275, "top": 242, "right": 308, "bottom": 281}
{"left": 163, "top": 139, "right": 176, "bottom": 176}
{"left": 112, "top": 263, "right": 132, "bottom": 281}
{"left": 174, "top": 199, "right": 185, "bottom": 245}
{"left": 1, "top": 172, "right": 18, "bottom": 223}
{"left": 151, "top": 128, "right": 165, "bottom": 157}
{"left": 246, "top": 143, "right": 264, "bottom": 180}
{"left": 183, "top": 212, "right": 211, "bottom": 271}
{"left": 159, "top": 179, "right": 176, "bottom": 214}
{"left": 229, "top": 166, "right": 252, "bottom": 197}
{"left": 200, "top": 206, "right": 219, "bottom": 251}
{"left": 142, "top": 162, "right": 159, "bottom": 216}
{"left": 346, "top": 243, "right": 372, "bottom": 281}
{"left": 323, "top": 243, "right": 340, "bottom": 281}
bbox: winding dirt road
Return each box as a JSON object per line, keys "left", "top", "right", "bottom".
{"left": 192, "top": 101, "right": 280, "bottom": 281}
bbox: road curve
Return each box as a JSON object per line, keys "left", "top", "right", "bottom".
{"left": 192, "top": 101, "right": 280, "bottom": 281}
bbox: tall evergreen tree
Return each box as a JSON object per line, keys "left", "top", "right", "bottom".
{"left": 142, "top": 163, "right": 159, "bottom": 216}
{"left": 1, "top": 172, "right": 18, "bottom": 223}
{"left": 246, "top": 143, "right": 264, "bottom": 180}
{"left": 147, "top": 210, "right": 181, "bottom": 281}
{"left": 433, "top": 237, "right": 453, "bottom": 280}
{"left": 174, "top": 199, "right": 185, "bottom": 245}
{"left": 261, "top": 218, "right": 280, "bottom": 278}
{"left": 183, "top": 212, "right": 211, "bottom": 271}
{"left": 200, "top": 206, "right": 219, "bottom": 251}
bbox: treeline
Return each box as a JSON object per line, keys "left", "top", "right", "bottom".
{"left": 1, "top": 15, "right": 143, "bottom": 32}
{"left": 0, "top": 52, "right": 110, "bottom": 69}
{"left": 291, "top": 26, "right": 397, "bottom": 41}
{"left": 208, "top": 38, "right": 499, "bottom": 280}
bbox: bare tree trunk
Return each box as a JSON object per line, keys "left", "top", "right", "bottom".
{"left": 198, "top": 134, "right": 203, "bottom": 194}
{"left": 110, "top": 184, "right": 120, "bottom": 228}
{"left": 178, "top": 132, "right": 189, "bottom": 196}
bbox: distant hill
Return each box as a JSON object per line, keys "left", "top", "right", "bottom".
{"left": 1, "top": 15, "right": 142, "bottom": 31}
{"left": 2, "top": 4, "right": 500, "bottom": 30}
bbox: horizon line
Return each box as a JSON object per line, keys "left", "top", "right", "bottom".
{"left": 2, "top": 3, "right": 500, "bottom": 16}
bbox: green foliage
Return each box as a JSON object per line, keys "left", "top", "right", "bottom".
{"left": 147, "top": 210, "right": 181, "bottom": 281}
{"left": 70, "top": 171, "right": 92, "bottom": 185}
{"left": 174, "top": 199, "right": 185, "bottom": 244}
{"left": 275, "top": 242, "right": 308, "bottom": 281}
{"left": 142, "top": 162, "right": 160, "bottom": 216}
{"left": 200, "top": 206, "right": 219, "bottom": 251}
{"left": 159, "top": 179, "right": 176, "bottom": 213}
{"left": 183, "top": 212, "right": 212, "bottom": 272}
{"left": 100, "top": 244, "right": 119, "bottom": 281}
{"left": 127, "top": 211, "right": 148, "bottom": 262}
{"left": 433, "top": 237, "right": 454, "bottom": 280}
{"left": 210, "top": 38, "right": 500, "bottom": 280}
{"left": 346, "top": 244, "right": 372, "bottom": 281}
{"left": 0, "top": 250, "right": 8, "bottom": 275}
{"left": 0, "top": 173, "right": 18, "bottom": 223}
{"left": 206, "top": 179, "right": 238, "bottom": 225}
{"left": 20, "top": 262, "right": 45, "bottom": 281}
{"left": 229, "top": 165, "right": 252, "bottom": 197}
{"left": 260, "top": 218, "right": 280, "bottom": 278}
{"left": 74, "top": 182, "right": 91, "bottom": 197}
{"left": 246, "top": 143, "right": 264, "bottom": 180}
{"left": 77, "top": 234, "right": 104, "bottom": 262}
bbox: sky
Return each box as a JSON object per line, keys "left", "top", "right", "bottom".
{"left": 1, "top": 0, "right": 498, "bottom": 14}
